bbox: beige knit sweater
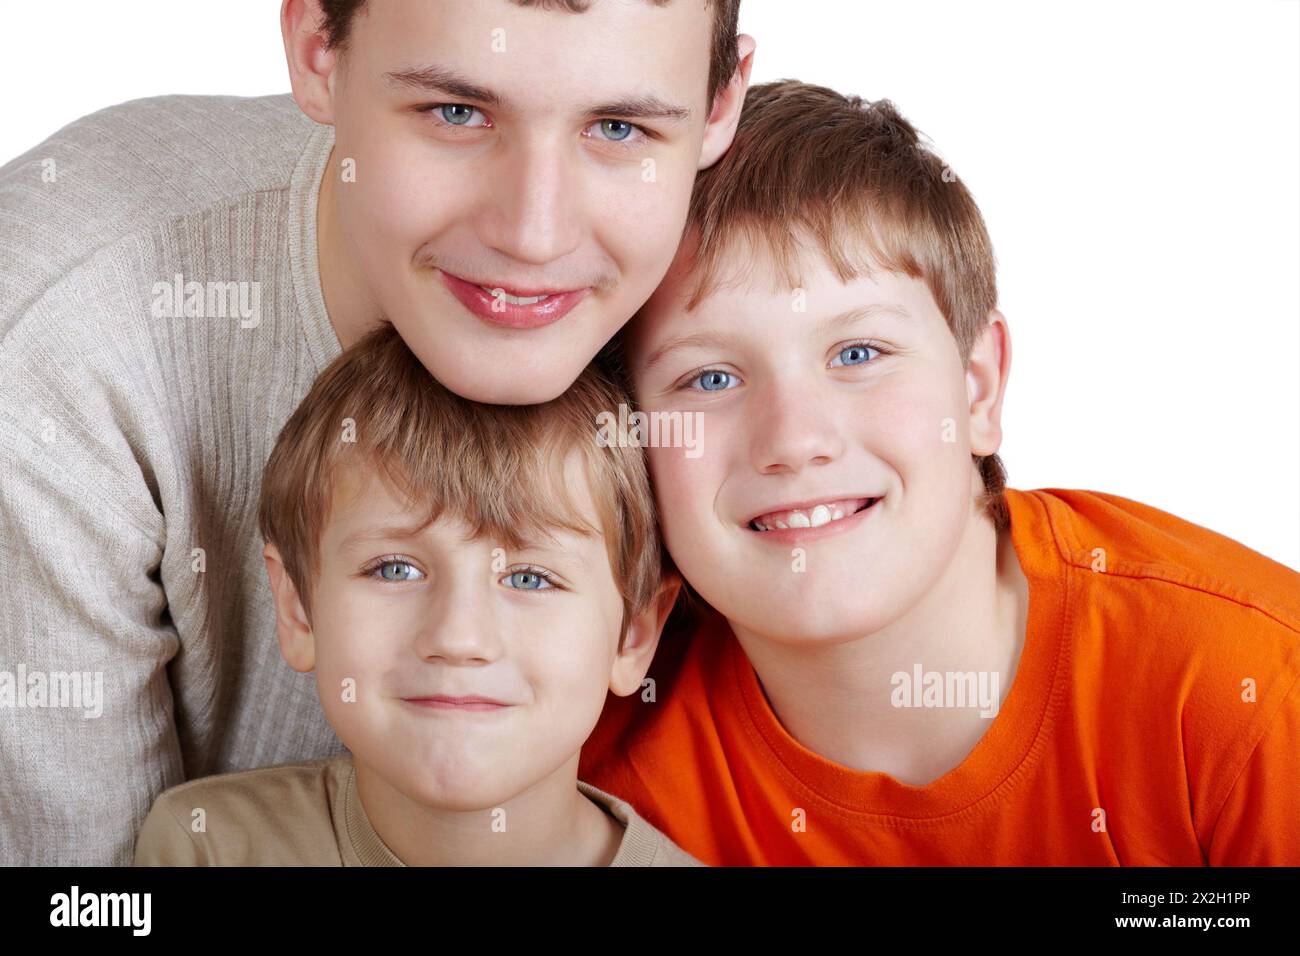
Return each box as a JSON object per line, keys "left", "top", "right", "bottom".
{"left": 0, "top": 94, "right": 348, "bottom": 864}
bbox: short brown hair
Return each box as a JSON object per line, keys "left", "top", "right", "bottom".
{"left": 683, "top": 79, "right": 1009, "bottom": 531}
{"left": 317, "top": 0, "right": 742, "bottom": 108}
{"left": 258, "top": 323, "right": 662, "bottom": 648}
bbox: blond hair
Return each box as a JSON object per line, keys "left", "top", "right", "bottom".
{"left": 684, "top": 79, "right": 1009, "bottom": 531}
{"left": 258, "top": 323, "right": 662, "bottom": 648}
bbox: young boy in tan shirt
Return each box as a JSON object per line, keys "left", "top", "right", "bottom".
{"left": 134, "top": 324, "right": 699, "bottom": 866}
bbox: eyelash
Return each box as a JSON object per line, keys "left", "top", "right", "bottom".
{"left": 675, "top": 340, "right": 893, "bottom": 392}
{"left": 359, "top": 557, "right": 564, "bottom": 592}
{"left": 502, "top": 564, "right": 564, "bottom": 593}
{"left": 416, "top": 103, "right": 651, "bottom": 148}
{"left": 415, "top": 103, "right": 490, "bottom": 127}
{"left": 361, "top": 555, "right": 424, "bottom": 582}
{"left": 581, "top": 119, "right": 651, "bottom": 150}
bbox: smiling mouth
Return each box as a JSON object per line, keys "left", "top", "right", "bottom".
{"left": 476, "top": 285, "right": 555, "bottom": 306}
{"left": 438, "top": 270, "right": 589, "bottom": 329}
{"left": 403, "top": 696, "right": 512, "bottom": 713}
{"left": 748, "top": 497, "right": 879, "bottom": 532}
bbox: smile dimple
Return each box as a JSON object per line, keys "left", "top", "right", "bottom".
{"left": 749, "top": 497, "right": 875, "bottom": 532}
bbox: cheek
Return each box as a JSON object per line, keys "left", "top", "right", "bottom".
{"left": 594, "top": 162, "right": 692, "bottom": 273}
{"left": 338, "top": 127, "right": 473, "bottom": 251}
{"left": 858, "top": 370, "right": 972, "bottom": 472}
{"left": 311, "top": 627, "right": 376, "bottom": 731}
{"left": 648, "top": 443, "right": 717, "bottom": 540}
{"left": 518, "top": 607, "right": 617, "bottom": 737}
{"left": 311, "top": 588, "right": 405, "bottom": 689}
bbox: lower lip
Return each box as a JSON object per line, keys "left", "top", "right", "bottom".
{"left": 745, "top": 497, "right": 882, "bottom": 546}
{"left": 439, "top": 271, "right": 589, "bottom": 330}
{"left": 403, "top": 699, "right": 512, "bottom": 713}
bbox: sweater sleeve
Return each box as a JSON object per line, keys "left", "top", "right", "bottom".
{"left": 1206, "top": 674, "right": 1300, "bottom": 865}
{"left": 0, "top": 269, "right": 185, "bottom": 865}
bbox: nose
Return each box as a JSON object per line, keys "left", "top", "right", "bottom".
{"left": 749, "top": 379, "right": 846, "bottom": 475}
{"left": 410, "top": 584, "right": 504, "bottom": 665}
{"left": 477, "top": 134, "right": 583, "bottom": 268}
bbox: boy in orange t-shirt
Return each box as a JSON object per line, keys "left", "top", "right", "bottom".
{"left": 578, "top": 80, "right": 1300, "bottom": 865}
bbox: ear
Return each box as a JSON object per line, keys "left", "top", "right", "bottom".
{"left": 966, "top": 308, "right": 1012, "bottom": 458}
{"left": 697, "top": 33, "right": 756, "bottom": 170}
{"left": 609, "top": 574, "right": 684, "bottom": 698}
{"left": 263, "top": 542, "right": 317, "bottom": 673}
{"left": 281, "top": 0, "right": 342, "bottom": 125}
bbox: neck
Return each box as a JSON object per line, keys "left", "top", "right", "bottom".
{"left": 733, "top": 498, "right": 1030, "bottom": 787}
{"left": 353, "top": 752, "right": 625, "bottom": 866}
{"left": 316, "top": 144, "right": 386, "bottom": 350}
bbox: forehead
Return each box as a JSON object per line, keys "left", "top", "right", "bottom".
{"left": 625, "top": 232, "right": 948, "bottom": 364}
{"left": 352, "top": 0, "right": 713, "bottom": 112}
{"left": 321, "top": 449, "right": 610, "bottom": 557}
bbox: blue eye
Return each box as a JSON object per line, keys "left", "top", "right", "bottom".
{"left": 505, "top": 568, "right": 556, "bottom": 591}
{"left": 435, "top": 104, "right": 487, "bottom": 127}
{"left": 587, "top": 118, "right": 644, "bottom": 145}
{"left": 688, "top": 369, "right": 738, "bottom": 392}
{"left": 599, "top": 119, "right": 633, "bottom": 141}
{"left": 830, "top": 343, "right": 881, "bottom": 367}
{"left": 372, "top": 559, "right": 423, "bottom": 582}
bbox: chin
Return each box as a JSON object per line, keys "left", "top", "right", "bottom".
{"left": 721, "top": 590, "right": 889, "bottom": 644}
{"left": 754, "top": 613, "right": 877, "bottom": 646}
{"left": 400, "top": 766, "right": 511, "bottom": 810}
{"left": 485, "top": 380, "right": 573, "bottom": 405}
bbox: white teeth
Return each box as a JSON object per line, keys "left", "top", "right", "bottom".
{"left": 481, "top": 285, "right": 550, "bottom": 306}
{"left": 750, "top": 498, "right": 875, "bottom": 532}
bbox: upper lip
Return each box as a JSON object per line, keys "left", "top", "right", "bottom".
{"left": 444, "top": 271, "right": 582, "bottom": 297}
{"left": 742, "top": 494, "right": 880, "bottom": 527}
{"left": 404, "top": 694, "right": 512, "bottom": 706}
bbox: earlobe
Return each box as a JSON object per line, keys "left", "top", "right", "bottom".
{"left": 263, "top": 542, "right": 317, "bottom": 673}
{"left": 966, "top": 309, "right": 1012, "bottom": 457}
{"left": 608, "top": 575, "right": 684, "bottom": 697}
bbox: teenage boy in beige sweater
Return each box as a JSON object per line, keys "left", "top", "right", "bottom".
{"left": 134, "top": 323, "right": 699, "bottom": 866}
{"left": 1, "top": 0, "right": 753, "bottom": 865}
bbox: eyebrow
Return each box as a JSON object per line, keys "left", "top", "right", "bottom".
{"left": 338, "top": 523, "right": 431, "bottom": 553}
{"left": 383, "top": 64, "right": 692, "bottom": 122}
{"left": 588, "top": 95, "right": 692, "bottom": 123}
{"left": 512, "top": 541, "right": 594, "bottom": 572}
{"left": 641, "top": 303, "right": 913, "bottom": 373}
{"left": 384, "top": 65, "right": 502, "bottom": 106}
{"left": 337, "top": 521, "right": 596, "bottom": 570}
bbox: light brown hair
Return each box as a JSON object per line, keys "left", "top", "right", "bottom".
{"left": 258, "top": 323, "right": 662, "bottom": 649}
{"left": 682, "top": 79, "right": 1009, "bottom": 531}
{"left": 317, "top": 0, "right": 743, "bottom": 108}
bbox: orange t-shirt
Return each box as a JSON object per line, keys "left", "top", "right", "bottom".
{"left": 579, "top": 487, "right": 1300, "bottom": 865}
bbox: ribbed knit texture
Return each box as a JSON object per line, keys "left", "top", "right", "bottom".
{"left": 0, "top": 94, "right": 347, "bottom": 864}
{"left": 131, "top": 754, "right": 705, "bottom": 866}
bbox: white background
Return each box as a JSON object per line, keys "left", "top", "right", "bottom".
{"left": 2, "top": 0, "right": 1297, "bottom": 568}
